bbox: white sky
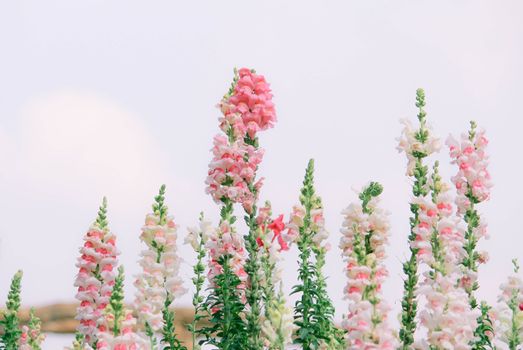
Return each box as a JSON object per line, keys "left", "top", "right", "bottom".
{"left": 1, "top": 0, "right": 522, "bottom": 343}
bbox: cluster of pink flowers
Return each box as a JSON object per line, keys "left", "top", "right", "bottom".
{"left": 410, "top": 190, "right": 464, "bottom": 268}
{"left": 447, "top": 126, "right": 492, "bottom": 213}
{"left": 415, "top": 180, "right": 479, "bottom": 349}
{"left": 397, "top": 118, "right": 441, "bottom": 175}
{"left": 74, "top": 213, "right": 119, "bottom": 346}
{"left": 19, "top": 312, "right": 45, "bottom": 350}
{"left": 205, "top": 221, "right": 248, "bottom": 287}
{"left": 339, "top": 187, "right": 396, "bottom": 349}
{"left": 134, "top": 211, "right": 185, "bottom": 334}
{"left": 205, "top": 134, "right": 264, "bottom": 211}
{"left": 219, "top": 68, "right": 276, "bottom": 139}
{"left": 447, "top": 125, "right": 492, "bottom": 299}
{"left": 286, "top": 202, "right": 328, "bottom": 251}
{"left": 96, "top": 311, "right": 146, "bottom": 350}
{"left": 206, "top": 68, "right": 276, "bottom": 212}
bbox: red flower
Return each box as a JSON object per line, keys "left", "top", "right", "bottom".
{"left": 268, "top": 215, "right": 288, "bottom": 251}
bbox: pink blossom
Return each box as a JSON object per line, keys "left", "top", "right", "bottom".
{"left": 74, "top": 205, "right": 120, "bottom": 346}
{"left": 415, "top": 176, "right": 478, "bottom": 349}
{"left": 447, "top": 128, "right": 492, "bottom": 212}
{"left": 205, "top": 134, "right": 264, "bottom": 212}
{"left": 339, "top": 187, "right": 397, "bottom": 349}
{"left": 222, "top": 68, "right": 276, "bottom": 139}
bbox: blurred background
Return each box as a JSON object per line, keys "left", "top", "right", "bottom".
{"left": 1, "top": 0, "right": 522, "bottom": 348}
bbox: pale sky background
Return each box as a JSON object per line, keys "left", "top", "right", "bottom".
{"left": 1, "top": 1, "right": 523, "bottom": 348}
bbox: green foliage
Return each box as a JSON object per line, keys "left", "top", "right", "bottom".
{"left": 472, "top": 302, "right": 495, "bottom": 350}
{"left": 187, "top": 213, "right": 209, "bottom": 350}
{"left": 144, "top": 322, "right": 158, "bottom": 350}
{"left": 153, "top": 184, "right": 168, "bottom": 225}
{"left": 359, "top": 181, "right": 383, "bottom": 214}
{"left": 70, "top": 332, "right": 85, "bottom": 350}
{"left": 428, "top": 162, "right": 445, "bottom": 277}
{"left": 95, "top": 197, "right": 108, "bottom": 230}
{"left": 0, "top": 270, "right": 23, "bottom": 350}
{"left": 25, "top": 308, "right": 44, "bottom": 350}
{"left": 506, "top": 260, "right": 521, "bottom": 350}
{"left": 292, "top": 159, "right": 345, "bottom": 350}
{"left": 243, "top": 197, "right": 263, "bottom": 350}
{"left": 108, "top": 266, "right": 125, "bottom": 336}
{"left": 203, "top": 255, "right": 248, "bottom": 350}
{"left": 161, "top": 293, "right": 187, "bottom": 350}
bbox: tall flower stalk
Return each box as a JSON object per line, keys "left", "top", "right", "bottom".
{"left": 396, "top": 89, "right": 440, "bottom": 348}
{"left": 186, "top": 214, "right": 214, "bottom": 350}
{"left": 0, "top": 270, "right": 23, "bottom": 350}
{"left": 257, "top": 202, "right": 295, "bottom": 350}
{"left": 289, "top": 159, "right": 345, "bottom": 350}
{"left": 447, "top": 121, "right": 492, "bottom": 305}
{"left": 134, "top": 185, "right": 186, "bottom": 349}
{"left": 205, "top": 68, "right": 276, "bottom": 349}
{"left": 415, "top": 163, "right": 478, "bottom": 349}
{"left": 73, "top": 198, "right": 119, "bottom": 348}
{"left": 203, "top": 198, "right": 248, "bottom": 349}
{"left": 339, "top": 182, "right": 397, "bottom": 349}
{"left": 494, "top": 259, "right": 523, "bottom": 350}
{"left": 448, "top": 121, "right": 494, "bottom": 349}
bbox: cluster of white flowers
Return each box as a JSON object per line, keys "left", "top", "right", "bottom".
{"left": 134, "top": 210, "right": 186, "bottom": 334}
{"left": 397, "top": 118, "right": 441, "bottom": 176}
{"left": 339, "top": 185, "right": 397, "bottom": 349}
{"left": 185, "top": 216, "right": 215, "bottom": 251}
{"left": 261, "top": 295, "right": 294, "bottom": 349}
{"left": 494, "top": 261, "right": 523, "bottom": 349}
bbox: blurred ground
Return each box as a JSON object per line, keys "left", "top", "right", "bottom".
{"left": 10, "top": 304, "right": 198, "bottom": 349}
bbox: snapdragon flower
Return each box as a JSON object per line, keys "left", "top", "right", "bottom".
{"left": 73, "top": 198, "right": 119, "bottom": 347}
{"left": 98, "top": 267, "right": 147, "bottom": 350}
{"left": 340, "top": 182, "right": 397, "bottom": 350}
{"left": 396, "top": 89, "right": 438, "bottom": 348}
{"left": 290, "top": 159, "right": 344, "bottom": 350}
{"left": 206, "top": 69, "right": 277, "bottom": 349}
{"left": 257, "top": 202, "right": 295, "bottom": 349}
{"left": 447, "top": 122, "right": 492, "bottom": 303}
{"left": 134, "top": 185, "right": 186, "bottom": 348}
{"left": 220, "top": 67, "right": 276, "bottom": 139}
{"left": 19, "top": 308, "right": 45, "bottom": 350}
{"left": 205, "top": 220, "right": 247, "bottom": 288}
{"left": 494, "top": 259, "right": 523, "bottom": 350}
{"left": 415, "top": 164, "right": 478, "bottom": 350}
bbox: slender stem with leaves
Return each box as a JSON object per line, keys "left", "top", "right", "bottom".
{"left": 292, "top": 159, "right": 344, "bottom": 350}
{"left": 187, "top": 213, "right": 210, "bottom": 350}
{"left": 242, "top": 134, "right": 264, "bottom": 350}
{"left": 399, "top": 89, "right": 432, "bottom": 349}
{"left": 161, "top": 292, "right": 187, "bottom": 350}
{"left": 200, "top": 199, "right": 247, "bottom": 350}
